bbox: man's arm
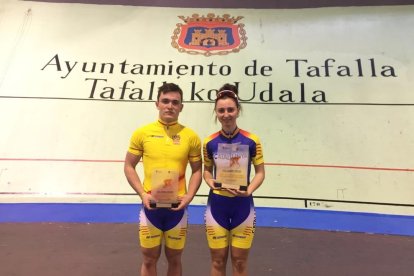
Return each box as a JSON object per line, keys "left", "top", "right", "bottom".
{"left": 172, "top": 159, "right": 202, "bottom": 210}
{"left": 124, "top": 151, "right": 152, "bottom": 209}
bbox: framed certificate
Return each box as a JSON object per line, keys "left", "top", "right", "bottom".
{"left": 214, "top": 143, "right": 249, "bottom": 191}
{"left": 150, "top": 169, "right": 179, "bottom": 208}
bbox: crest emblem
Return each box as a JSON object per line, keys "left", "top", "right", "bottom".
{"left": 172, "top": 134, "right": 181, "bottom": 145}
{"left": 171, "top": 13, "right": 247, "bottom": 56}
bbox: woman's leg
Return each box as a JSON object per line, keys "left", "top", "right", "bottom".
{"left": 230, "top": 246, "right": 249, "bottom": 276}
{"left": 210, "top": 247, "right": 229, "bottom": 276}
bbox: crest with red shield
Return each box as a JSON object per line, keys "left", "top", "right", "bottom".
{"left": 172, "top": 13, "right": 247, "bottom": 56}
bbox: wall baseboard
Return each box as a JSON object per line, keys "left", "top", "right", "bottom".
{"left": 1, "top": 203, "right": 413, "bottom": 236}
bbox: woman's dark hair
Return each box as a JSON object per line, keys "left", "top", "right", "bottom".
{"left": 215, "top": 83, "right": 241, "bottom": 110}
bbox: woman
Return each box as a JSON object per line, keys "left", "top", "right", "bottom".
{"left": 203, "top": 83, "right": 265, "bottom": 276}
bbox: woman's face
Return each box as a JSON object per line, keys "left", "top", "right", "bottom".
{"left": 215, "top": 98, "right": 239, "bottom": 129}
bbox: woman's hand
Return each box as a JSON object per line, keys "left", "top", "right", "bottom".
{"left": 225, "top": 188, "right": 250, "bottom": 197}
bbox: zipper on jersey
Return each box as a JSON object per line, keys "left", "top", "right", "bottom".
{"left": 165, "top": 124, "right": 171, "bottom": 144}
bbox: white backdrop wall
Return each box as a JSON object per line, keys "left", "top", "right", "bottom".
{"left": 0, "top": 1, "right": 413, "bottom": 215}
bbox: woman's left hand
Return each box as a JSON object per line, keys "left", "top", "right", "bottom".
{"left": 225, "top": 188, "right": 250, "bottom": 197}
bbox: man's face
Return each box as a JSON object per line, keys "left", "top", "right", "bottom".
{"left": 156, "top": 91, "right": 183, "bottom": 123}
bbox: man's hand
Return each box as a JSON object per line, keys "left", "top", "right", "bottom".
{"left": 170, "top": 194, "right": 193, "bottom": 211}
{"left": 141, "top": 192, "right": 155, "bottom": 209}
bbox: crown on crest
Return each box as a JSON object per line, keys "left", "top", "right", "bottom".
{"left": 178, "top": 13, "right": 243, "bottom": 24}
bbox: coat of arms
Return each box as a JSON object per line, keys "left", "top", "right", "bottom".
{"left": 171, "top": 13, "right": 247, "bottom": 56}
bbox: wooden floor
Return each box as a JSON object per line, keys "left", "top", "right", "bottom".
{"left": 1, "top": 223, "right": 413, "bottom": 276}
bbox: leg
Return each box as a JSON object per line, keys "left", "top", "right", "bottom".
{"left": 140, "top": 245, "right": 161, "bottom": 276}
{"left": 165, "top": 246, "right": 183, "bottom": 276}
{"left": 210, "top": 247, "right": 229, "bottom": 276}
{"left": 229, "top": 197, "right": 256, "bottom": 276}
{"left": 164, "top": 209, "right": 187, "bottom": 276}
{"left": 138, "top": 208, "right": 164, "bottom": 276}
{"left": 205, "top": 193, "right": 232, "bottom": 276}
{"left": 230, "top": 246, "right": 249, "bottom": 276}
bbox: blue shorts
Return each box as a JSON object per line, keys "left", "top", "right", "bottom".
{"left": 205, "top": 191, "right": 256, "bottom": 249}
{"left": 139, "top": 207, "right": 187, "bottom": 249}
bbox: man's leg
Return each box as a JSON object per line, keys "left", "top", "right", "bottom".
{"left": 164, "top": 209, "right": 187, "bottom": 276}
{"left": 139, "top": 208, "right": 164, "bottom": 276}
{"left": 165, "top": 247, "right": 183, "bottom": 276}
{"left": 140, "top": 245, "right": 161, "bottom": 276}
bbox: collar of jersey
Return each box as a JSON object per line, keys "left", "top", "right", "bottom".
{"left": 157, "top": 119, "right": 178, "bottom": 127}
{"left": 220, "top": 127, "right": 240, "bottom": 139}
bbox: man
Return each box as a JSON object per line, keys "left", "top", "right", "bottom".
{"left": 124, "top": 83, "right": 202, "bottom": 276}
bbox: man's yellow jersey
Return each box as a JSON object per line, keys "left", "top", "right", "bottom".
{"left": 128, "top": 120, "right": 201, "bottom": 196}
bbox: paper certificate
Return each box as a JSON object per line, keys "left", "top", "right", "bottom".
{"left": 150, "top": 169, "right": 179, "bottom": 208}
{"left": 214, "top": 143, "right": 249, "bottom": 191}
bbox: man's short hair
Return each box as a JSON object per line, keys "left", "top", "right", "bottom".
{"left": 157, "top": 83, "right": 183, "bottom": 101}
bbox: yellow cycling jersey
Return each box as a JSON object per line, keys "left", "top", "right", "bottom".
{"left": 128, "top": 120, "right": 201, "bottom": 196}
